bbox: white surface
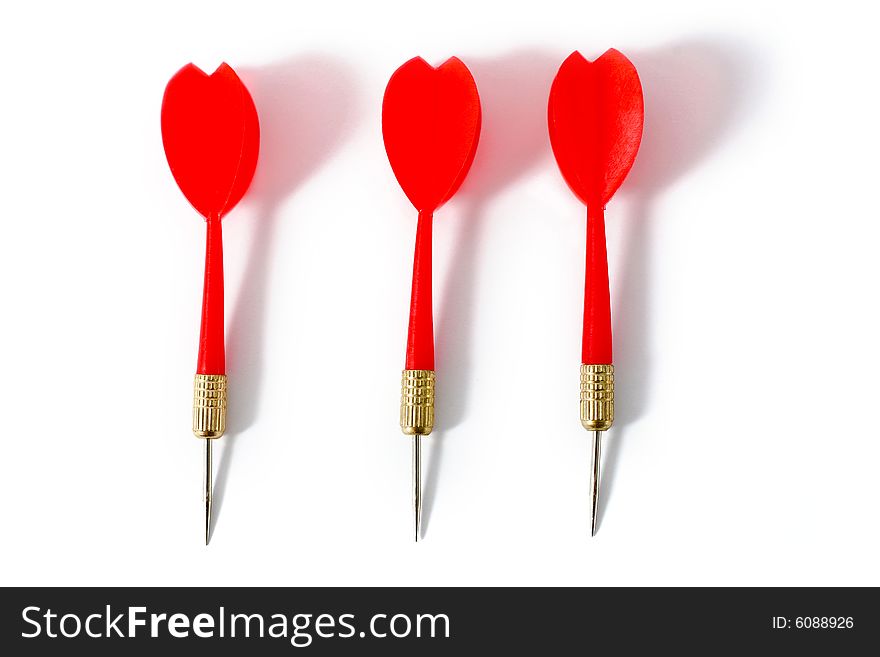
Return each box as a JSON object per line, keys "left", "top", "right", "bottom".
{"left": 1, "top": 0, "right": 878, "bottom": 587}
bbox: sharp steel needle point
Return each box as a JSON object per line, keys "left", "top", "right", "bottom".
{"left": 413, "top": 436, "right": 422, "bottom": 542}
{"left": 204, "top": 439, "right": 213, "bottom": 545}
{"left": 590, "top": 431, "right": 601, "bottom": 536}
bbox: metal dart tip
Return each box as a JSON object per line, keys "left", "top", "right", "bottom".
{"left": 413, "top": 435, "right": 422, "bottom": 542}
{"left": 590, "top": 430, "right": 602, "bottom": 537}
{"left": 204, "top": 439, "right": 213, "bottom": 546}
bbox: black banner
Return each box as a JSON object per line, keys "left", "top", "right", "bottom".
{"left": 1, "top": 587, "right": 875, "bottom": 654}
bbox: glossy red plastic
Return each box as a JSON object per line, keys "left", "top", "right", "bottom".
{"left": 382, "top": 57, "right": 481, "bottom": 370}
{"left": 161, "top": 63, "right": 260, "bottom": 374}
{"left": 548, "top": 50, "right": 643, "bottom": 365}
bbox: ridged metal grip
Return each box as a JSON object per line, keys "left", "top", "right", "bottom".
{"left": 193, "top": 374, "right": 227, "bottom": 439}
{"left": 580, "top": 364, "right": 614, "bottom": 431}
{"left": 400, "top": 369, "right": 435, "bottom": 436}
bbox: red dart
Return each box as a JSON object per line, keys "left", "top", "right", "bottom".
{"left": 548, "top": 49, "right": 644, "bottom": 535}
{"left": 382, "top": 56, "right": 481, "bottom": 540}
{"left": 161, "top": 62, "right": 260, "bottom": 544}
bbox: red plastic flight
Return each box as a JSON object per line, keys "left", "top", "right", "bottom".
{"left": 161, "top": 63, "right": 260, "bottom": 374}
{"left": 383, "top": 57, "right": 481, "bottom": 370}
{"left": 548, "top": 49, "right": 643, "bottom": 365}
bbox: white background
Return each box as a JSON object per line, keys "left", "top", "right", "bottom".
{"left": 1, "top": 1, "right": 878, "bottom": 587}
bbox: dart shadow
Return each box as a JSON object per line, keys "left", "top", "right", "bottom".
{"left": 422, "top": 51, "right": 560, "bottom": 534}
{"left": 597, "top": 39, "right": 764, "bottom": 530}
{"left": 209, "top": 54, "right": 358, "bottom": 532}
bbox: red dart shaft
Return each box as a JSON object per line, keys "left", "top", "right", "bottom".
{"left": 405, "top": 210, "right": 435, "bottom": 370}
{"left": 582, "top": 204, "right": 612, "bottom": 365}
{"left": 197, "top": 216, "right": 225, "bottom": 375}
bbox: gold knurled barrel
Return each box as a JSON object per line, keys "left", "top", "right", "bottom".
{"left": 400, "top": 369, "right": 435, "bottom": 436}
{"left": 193, "top": 374, "right": 227, "bottom": 438}
{"left": 580, "top": 364, "right": 614, "bottom": 431}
